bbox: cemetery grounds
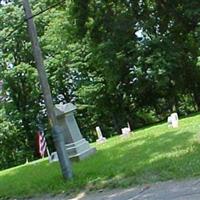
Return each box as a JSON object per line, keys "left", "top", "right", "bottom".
{"left": 1, "top": 114, "right": 200, "bottom": 199}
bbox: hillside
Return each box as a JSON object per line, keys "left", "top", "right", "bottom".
{"left": 1, "top": 114, "right": 200, "bottom": 199}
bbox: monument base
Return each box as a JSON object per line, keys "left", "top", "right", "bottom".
{"left": 66, "top": 139, "right": 96, "bottom": 161}
{"left": 96, "top": 137, "right": 107, "bottom": 143}
{"left": 121, "top": 133, "right": 131, "bottom": 137}
{"left": 49, "top": 139, "right": 96, "bottom": 163}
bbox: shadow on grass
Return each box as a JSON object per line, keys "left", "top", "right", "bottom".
{"left": 1, "top": 129, "right": 200, "bottom": 198}
{"left": 79, "top": 129, "right": 200, "bottom": 188}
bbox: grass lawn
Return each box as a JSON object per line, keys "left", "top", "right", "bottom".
{"left": 1, "top": 114, "right": 200, "bottom": 198}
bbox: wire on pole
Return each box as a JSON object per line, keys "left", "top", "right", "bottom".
{"left": 3, "top": 0, "right": 66, "bottom": 41}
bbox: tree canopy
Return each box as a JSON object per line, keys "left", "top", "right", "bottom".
{"left": 1, "top": 0, "right": 200, "bottom": 169}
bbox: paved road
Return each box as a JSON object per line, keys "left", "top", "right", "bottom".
{"left": 69, "top": 179, "right": 200, "bottom": 200}
{"left": 30, "top": 178, "right": 200, "bottom": 200}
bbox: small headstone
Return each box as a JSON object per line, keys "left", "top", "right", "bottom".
{"left": 49, "top": 152, "right": 59, "bottom": 163}
{"left": 167, "top": 116, "right": 172, "bottom": 127}
{"left": 121, "top": 122, "right": 131, "bottom": 137}
{"left": 96, "top": 126, "right": 106, "bottom": 143}
{"left": 171, "top": 113, "right": 179, "bottom": 128}
{"left": 25, "top": 158, "right": 29, "bottom": 164}
{"left": 121, "top": 127, "right": 130, "bottom": 135}
{"left": 167, "top": 113, "right": 179, "bottom": 128}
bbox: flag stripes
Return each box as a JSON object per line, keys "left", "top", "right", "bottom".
{"left": 36, "top": 130, "right": 47, "bottom": 157}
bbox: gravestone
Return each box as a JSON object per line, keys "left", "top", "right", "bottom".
{"left": 96, "top": 126, "right": 106, "bottom": 143}
{"left": 121, "top": 127, "right": 131, "bottom": 136}
{"left": 55, "top": 103, "right": 96, "bottom": 161}
{"left": 171, "top": 113, "right": 179, "bottom": 128}
{"left": 167, "top": 113, "right": 179, "bottom": 128}
{"left": 121, "top": 123, "right": 131, "bottom": 137}
{"left": 49, "top": 152, "right": 59, "bottom": 163}
{"left": 167, "top": 116, "right": 172, "bottom": 127}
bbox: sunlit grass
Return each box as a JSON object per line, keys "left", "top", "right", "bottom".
{"left": 1, "top": 114, "right": 200, "bottom": 198}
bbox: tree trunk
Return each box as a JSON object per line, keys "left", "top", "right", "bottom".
{"left": 112, "top": 114, "right": 122, "bottom": 134}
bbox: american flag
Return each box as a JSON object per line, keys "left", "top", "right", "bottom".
{"left": 36, "top": 130, "right": 47, "bottom": 157}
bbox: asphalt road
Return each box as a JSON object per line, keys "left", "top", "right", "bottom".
{"left": 29, "top": 178, "right": 200, "bottom": 200}
{"left": 78, "top": 179, "right": 200, "bottom": 200}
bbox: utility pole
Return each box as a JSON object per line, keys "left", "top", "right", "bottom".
{"left": 22, "top": 0, "right": 73, "bottom": 179}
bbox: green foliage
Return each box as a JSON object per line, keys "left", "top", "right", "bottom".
{"left": 0, "top": 109, "right": 24, "bottom": 169}
{"left": 1, "top": 0, "right": 200, "bottom": 170}
{"left": 0, "top": 63, "right": 41, "bottom": 169}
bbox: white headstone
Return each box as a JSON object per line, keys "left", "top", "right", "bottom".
{"left": 49, "top": 152, "right": 59, "bottom": 163}
{"left": 167, "top": 113, "right": 179, "bottom": 128}
{"left": 121, "top": 123, "right": 131, "bottom": 137}
{"left": 167, "top": 116, "right": 172, "bottom": 127}
{"left": 121, "top": 127, "right": 130, "bottom": 135}
{"left": 127, "top": 122, "right": 131, "bottom": 131}
{"left": 96, "top": 126, "right": 106, "bottom": 143}
{"left": 171, "top": 113, "right": 179, "bottom": 128}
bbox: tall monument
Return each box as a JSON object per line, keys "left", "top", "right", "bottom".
{"left": 55, "top": 103, "right": 96, "bottom": 161}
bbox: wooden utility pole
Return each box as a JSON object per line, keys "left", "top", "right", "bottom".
{"left": 22, "top": 0, "right": 73, "bottom": 179}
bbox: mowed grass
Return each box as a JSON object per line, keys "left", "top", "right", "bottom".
{"left": 1, "top": 114, "right": 200, "bottom": 198}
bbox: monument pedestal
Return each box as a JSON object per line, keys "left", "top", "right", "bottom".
{"left": 66, "top": 138, "right": 96, "bottom": 161}
{"left": 55, "top": 103, "right": 96, "bottom": 161}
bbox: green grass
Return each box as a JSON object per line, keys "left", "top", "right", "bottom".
{"left": 1, "top": 114, "right": 200, "bottom": 198}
